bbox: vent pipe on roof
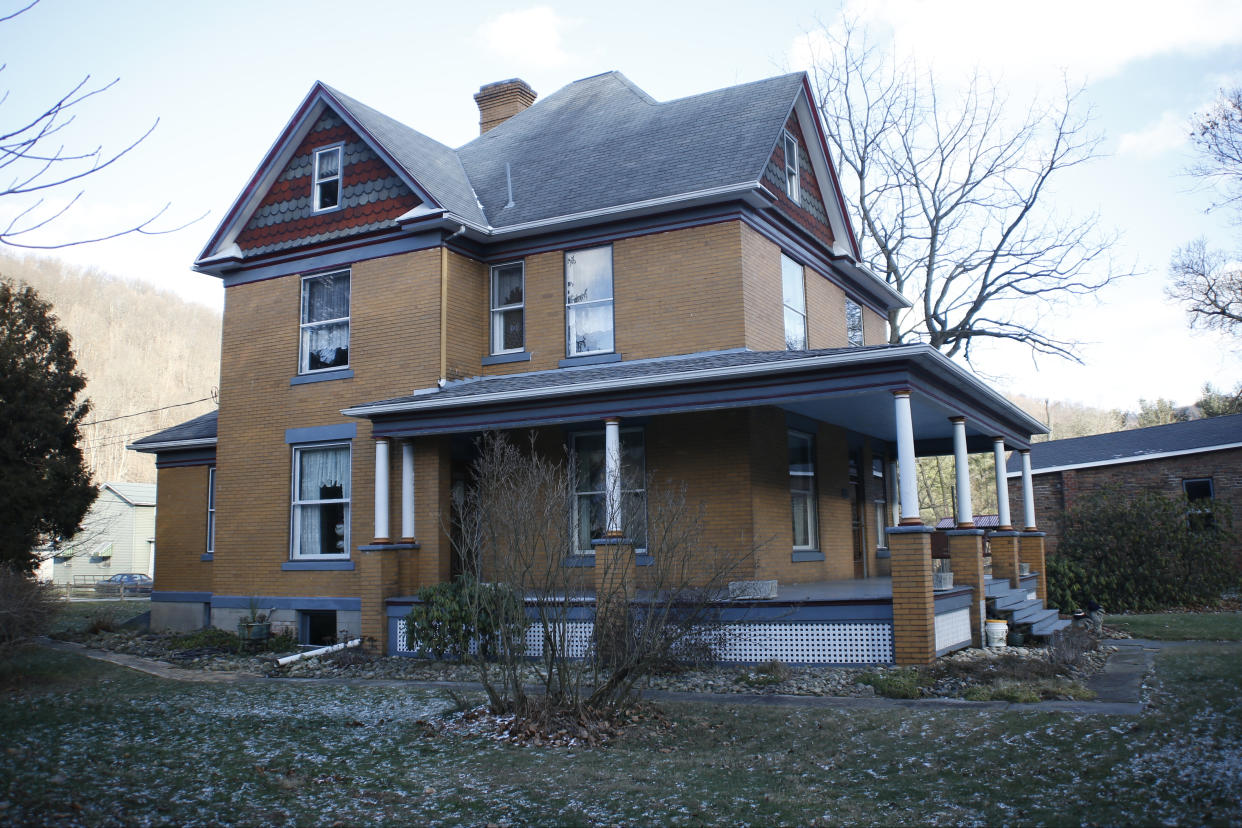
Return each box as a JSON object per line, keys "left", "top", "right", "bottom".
{"left": 474, "top": 78, "right": 537, "bottom": 135}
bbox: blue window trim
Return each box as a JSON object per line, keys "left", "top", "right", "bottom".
{"left": 559, "top": 352, "right": 621, "bottom": 368}
{"left": 285, "top": 423, "right": 357, "bottom": 444}
{"left": 211, "top": 595, "right": 361, "bottom": 611}
{"left": 281, "top": 560, "right": 356, "bottom": 571}
{"left": 482, "top": 351, "right": 531, "bottom": 366}
{"left": 291, "top": 368, "right": 354, "bottom": 386}
{"left": 791, "top": 550, "right": 825, "bottom": 562}
{"left": 200, "top": 553, "right": 214, "bottom": 562}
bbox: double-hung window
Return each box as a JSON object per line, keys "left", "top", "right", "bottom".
{"left": 872, "top": 457, "right": 887, "bottom": 549}
{"left": 783, "top": 130, "right": 800, "bottom": 204}
{"left": 313, "top": 145, "right": 342, "bottom": 211}
{"left": 571, "top": 430, "right": 646, "bottom": 555}
{"left": 1183, "top": 477, "right": 1215, "bottom": 531}
{"left": 789, "top": 431, "right": 818, "bottom": 550}
{"left": 300, "top": 270, "right": 350, "bottom": 373}
{"left": 781, "top": 254, "right": 807, "bottom": 351}
{"left": 291, "top": 443, "right": 350, "bottom": 559}
{"left": 490, "top": 262, "right": 525, "bottom": 354}
{"left": 206, "top": 466, "right": 216, "bottom": 556}
{"left": 846, "top": 298, "right": 864, "bottom": 347}
{"left": 565, "top": 246, "right": 614, "bottom": 357}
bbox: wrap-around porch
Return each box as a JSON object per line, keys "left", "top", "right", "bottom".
{"left": 345, "top": 345, "right": 1055, "bottom": 665}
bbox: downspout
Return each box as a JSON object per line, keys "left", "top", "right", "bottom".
{"left": 438, "top": 225, "right": 467, "bottom": 387}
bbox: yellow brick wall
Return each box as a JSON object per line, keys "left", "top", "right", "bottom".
{"left": 152, "top": 464, "right": 212, "bottom": 592}
{"left": 863, "top": 307, "right": 889, "bottom": 346}
{"left": 214, "top": 250, "right": 441, "bottom": 601}
{"left": 815, "top": 424, "right": 855, "bottom": 581}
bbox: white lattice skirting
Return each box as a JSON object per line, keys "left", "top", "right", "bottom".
{"left": 934, "top": 608, "right": 972, "bottom": 654}
{"left": 396, "top": 617, "right": 897, "bottom": 665}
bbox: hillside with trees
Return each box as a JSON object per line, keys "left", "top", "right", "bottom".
{"left": 0, "top": 253, "right": 220, "bottom": 484}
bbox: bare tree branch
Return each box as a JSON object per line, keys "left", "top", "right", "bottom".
{"left": 803, "top": 18, "right": 1131, "bottom": 365}
{"left": 1168, "top": 238, "right": 1242, "bottom": 335}
{"left": 1188, "top": 87, "right": 1242, "bottom": 217}
{"left": 0, "top": 8, "right": 203, "bottom": 248}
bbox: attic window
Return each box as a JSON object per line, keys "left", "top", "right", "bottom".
{"left": 313, "top": 145, "right": 342, "bottom": 211}
{"left": 782, "top": 130, "right": 800, "bottom": 204}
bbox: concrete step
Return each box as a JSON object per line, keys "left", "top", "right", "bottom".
{"left": 990, "top": 591, "right": 1029, "bottom": 610}
{"left": 1009, "top": 601, "right": 1051, "bottom": 624}
{"left": 1030, "top": 617, "right": 1072, "bottom": 637}
{"left": 1014, "top": 607, "right": 1059, "bottom": 628}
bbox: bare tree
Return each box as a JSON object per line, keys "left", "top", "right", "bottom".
{"left": 1168, "top": 238, "right": 1242, "bottom": 336}
{"left": 803, "top": 19, "right": 1128, "bottom": 363}
{"left": 0, "top": 2, "right": 196, "bottom": 248}
{"left": 1188, "top": 87, "right": 1242, "bottom": 216}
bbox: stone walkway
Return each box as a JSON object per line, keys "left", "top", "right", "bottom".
{"left": 42, "top": 637, "right": 1183, "bottom": 714}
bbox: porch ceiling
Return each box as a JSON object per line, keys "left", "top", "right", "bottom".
{"left": 345, "top": 345, "right": 1046, "bottom": 451}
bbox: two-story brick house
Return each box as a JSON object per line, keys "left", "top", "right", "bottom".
{"left": 132, "top": 71, "right": 1055, "bottom": 665}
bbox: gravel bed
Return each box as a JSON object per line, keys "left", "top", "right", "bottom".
{"left": 53, "top": 629, "right": 1111, "bottom": 699}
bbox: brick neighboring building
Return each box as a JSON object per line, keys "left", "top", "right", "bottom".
{"left": 1005, "top": 414, "right": 1242, "bottom": 557}
{"left": 130, "top": 71, "right": 1054, "bottom": 665}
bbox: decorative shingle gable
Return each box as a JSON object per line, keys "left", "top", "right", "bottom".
{"left": 762, "top": 111, "right": 834, "bottom": 248}
{"left": 234, "top": 110, "right": 421, "bottom": 257}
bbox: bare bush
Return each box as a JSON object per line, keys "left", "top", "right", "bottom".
{"left": 439, "top": 431, "right": 754, "bottom": 724}
{"left": 1047, "top": 625, "right": 1098, "bottom": 670}
{"left": 0, "top": 566, "right": 60, "bottom": 658}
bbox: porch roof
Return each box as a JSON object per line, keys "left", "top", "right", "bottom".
{"left": 343, "top": 345, "right": 1047, "bottom": 451}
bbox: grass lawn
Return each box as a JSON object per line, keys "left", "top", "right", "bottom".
{"left": 47, "top": 600, "right": 149, "bottom": 636}
{"left": 2, "top": 643, "right": 1240, "bottom": 826}
{"left": 1108, "top": 612, "right": 1242, "bottom": 641}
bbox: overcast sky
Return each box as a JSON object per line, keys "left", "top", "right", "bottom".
{"left": 3, "top": 0, "right": 1241, "bottom": 412}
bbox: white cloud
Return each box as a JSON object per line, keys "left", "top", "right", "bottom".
{"left": 1117, "top": 110, "right": 1189, "bottom": 158}
{"left": 477, "top": 6, "right": 577, "bottom": 69}
{"left": 800, "top": 0, "right": 1242, "bottom": 86}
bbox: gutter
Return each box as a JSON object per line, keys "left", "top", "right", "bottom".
{"left": 127, "top": 437, "right": 217, "bottom": 454}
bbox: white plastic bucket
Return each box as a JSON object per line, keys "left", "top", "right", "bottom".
{"left": 985, "top": 619, "right": 1008, "bottom": 648}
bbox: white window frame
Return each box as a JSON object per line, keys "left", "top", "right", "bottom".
{"left": 789, "top": 430, "right": 818, "bottom": 551}
{"left": 206, "top": 466, "right": 216, "bottom": 556}
{"left": 565, "top": 246, "right": 615, "bottom": 358}
{"left": 299, "top": 269, "right": 351, "bottom": 375}
{"left": 846, "top": 298, "right": 865, "bottom": 347}
{"left": 872, "top": 457, "right": 887, "bottom": 550}
{"left": 312, "top": 144, "right": 343, "bottom": 212}
{"left": 290, "top": 442, "right": 352, "bottom": 561}
{"left": 490, "top": 261, "right": 525, "bottom": 355}
{"left": 783, "top": 130, "right": 800, "bottom": 204}
{"left": 781, "top": 254, "right": 807, "bottom": 351}
{"left": 570, "top": 429, "right": 646, "bottom": 556}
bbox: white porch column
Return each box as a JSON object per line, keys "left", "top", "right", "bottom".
{"left": 373, "top": 437, "right": 390, "bottom": 543}
{"left": 604, "top": 417, "right": 622, "bottom": 536}
{"left": 951, "top": 417, "right": 974, "bottom": 527}
{"left": 400, "top": 440, "right": 415, "bottom": 541}
{"left": 893, "top": 391, "right": 921, "bottom": 525}
{"left": 1020, "top": 449, "right": 1037, "bottom": 531}
{"left": 993, "top": 438, "right": 1013, "bottom": 530}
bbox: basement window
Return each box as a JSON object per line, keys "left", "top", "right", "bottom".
{"left": 312, "top": 145, "right": 342, "bottom": 211}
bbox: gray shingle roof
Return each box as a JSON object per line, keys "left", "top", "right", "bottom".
{"left": 103, "top": 482, "right": 157, "bottom": 507}
{"left": 455, "top": 71, "right": 806, "bottom": 229}
{"left": 354, "top": 345, "right": 895, "bottom": 410}
{"left": 323, "top": 85, "right": 487, "bottom": 226}
{"left": 1006, "top": 413, "right": 1242, "bottom": 474}
{"left": 130, "top": 410, "right": 218, "bottom": 449}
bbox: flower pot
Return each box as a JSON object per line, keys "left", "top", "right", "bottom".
{"left": 237, "top": 621, "right": 271, "bottom": 643}
{"left": 985, "top": 619, "right": 1008, "bottom": 648}
{"left": 932, "top": 572, "right": 954, "bottom": 591}
{"left": 1019, "top": 563, "right": 1031, "bottom": 576}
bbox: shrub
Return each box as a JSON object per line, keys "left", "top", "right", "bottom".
{"left": 860, "top": 667, "right": 926, "bottom": 699}
{"left": 172, "top": 627, "right": 239, "bottom": 651}
{"left": 0, "top": 567, "right": 60, "bottom": 659}
{"left": 1052, "top": 489, "right": 1239, "bottom": 613}
{"left": 403, "top": 575, "right": 526, "bottom": 662}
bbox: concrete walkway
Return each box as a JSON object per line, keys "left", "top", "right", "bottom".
{"left": 42, "top": 637, "right": 1183, "bottom": 714}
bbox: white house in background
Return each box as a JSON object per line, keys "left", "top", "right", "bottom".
{"left": 50, "top": 483, "right": 157, "bottom": 584}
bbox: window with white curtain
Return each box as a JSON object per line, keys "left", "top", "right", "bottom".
{"left": 300, "top": 270, "right": 350, "bottom": 373}
{"left": 491, "top": 261, "right": 525, "bottom": 354}
{"left": 781, "top": 254, "right": 807, "bottom": 351}
{"left": 313, "top": 145, "right": 342, "bottom": 211}
{"left": 565, "top": 246, "right": 614, "bottom": 357}
{"left": 291, "top": 443, "right": 350, "bottom": 559}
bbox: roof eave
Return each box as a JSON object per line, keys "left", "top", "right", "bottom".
{"left": 127, "top": 437, "right": 218, "bottom": 454}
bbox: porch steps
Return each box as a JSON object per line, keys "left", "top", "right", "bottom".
{"left": 984, "top": 578, "right": 1069, "bottom": 641}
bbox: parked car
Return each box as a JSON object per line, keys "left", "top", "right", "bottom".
{"left": 93, "top": 573, "right": 153, "bottom": 597}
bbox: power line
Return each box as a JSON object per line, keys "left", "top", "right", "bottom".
{"left": 79, "top": 395, "right": 214, "bottom": 428}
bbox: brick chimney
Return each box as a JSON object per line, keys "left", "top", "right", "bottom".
{"left": 473, "top": 79, "right": 537, "bottom": 135}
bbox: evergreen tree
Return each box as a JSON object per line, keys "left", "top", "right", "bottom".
{"left": 0, "top": 277, "right": 96, "bottom": 572}
{"left": 1196, "top": 382, "right": 1242, "bottom": 418}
